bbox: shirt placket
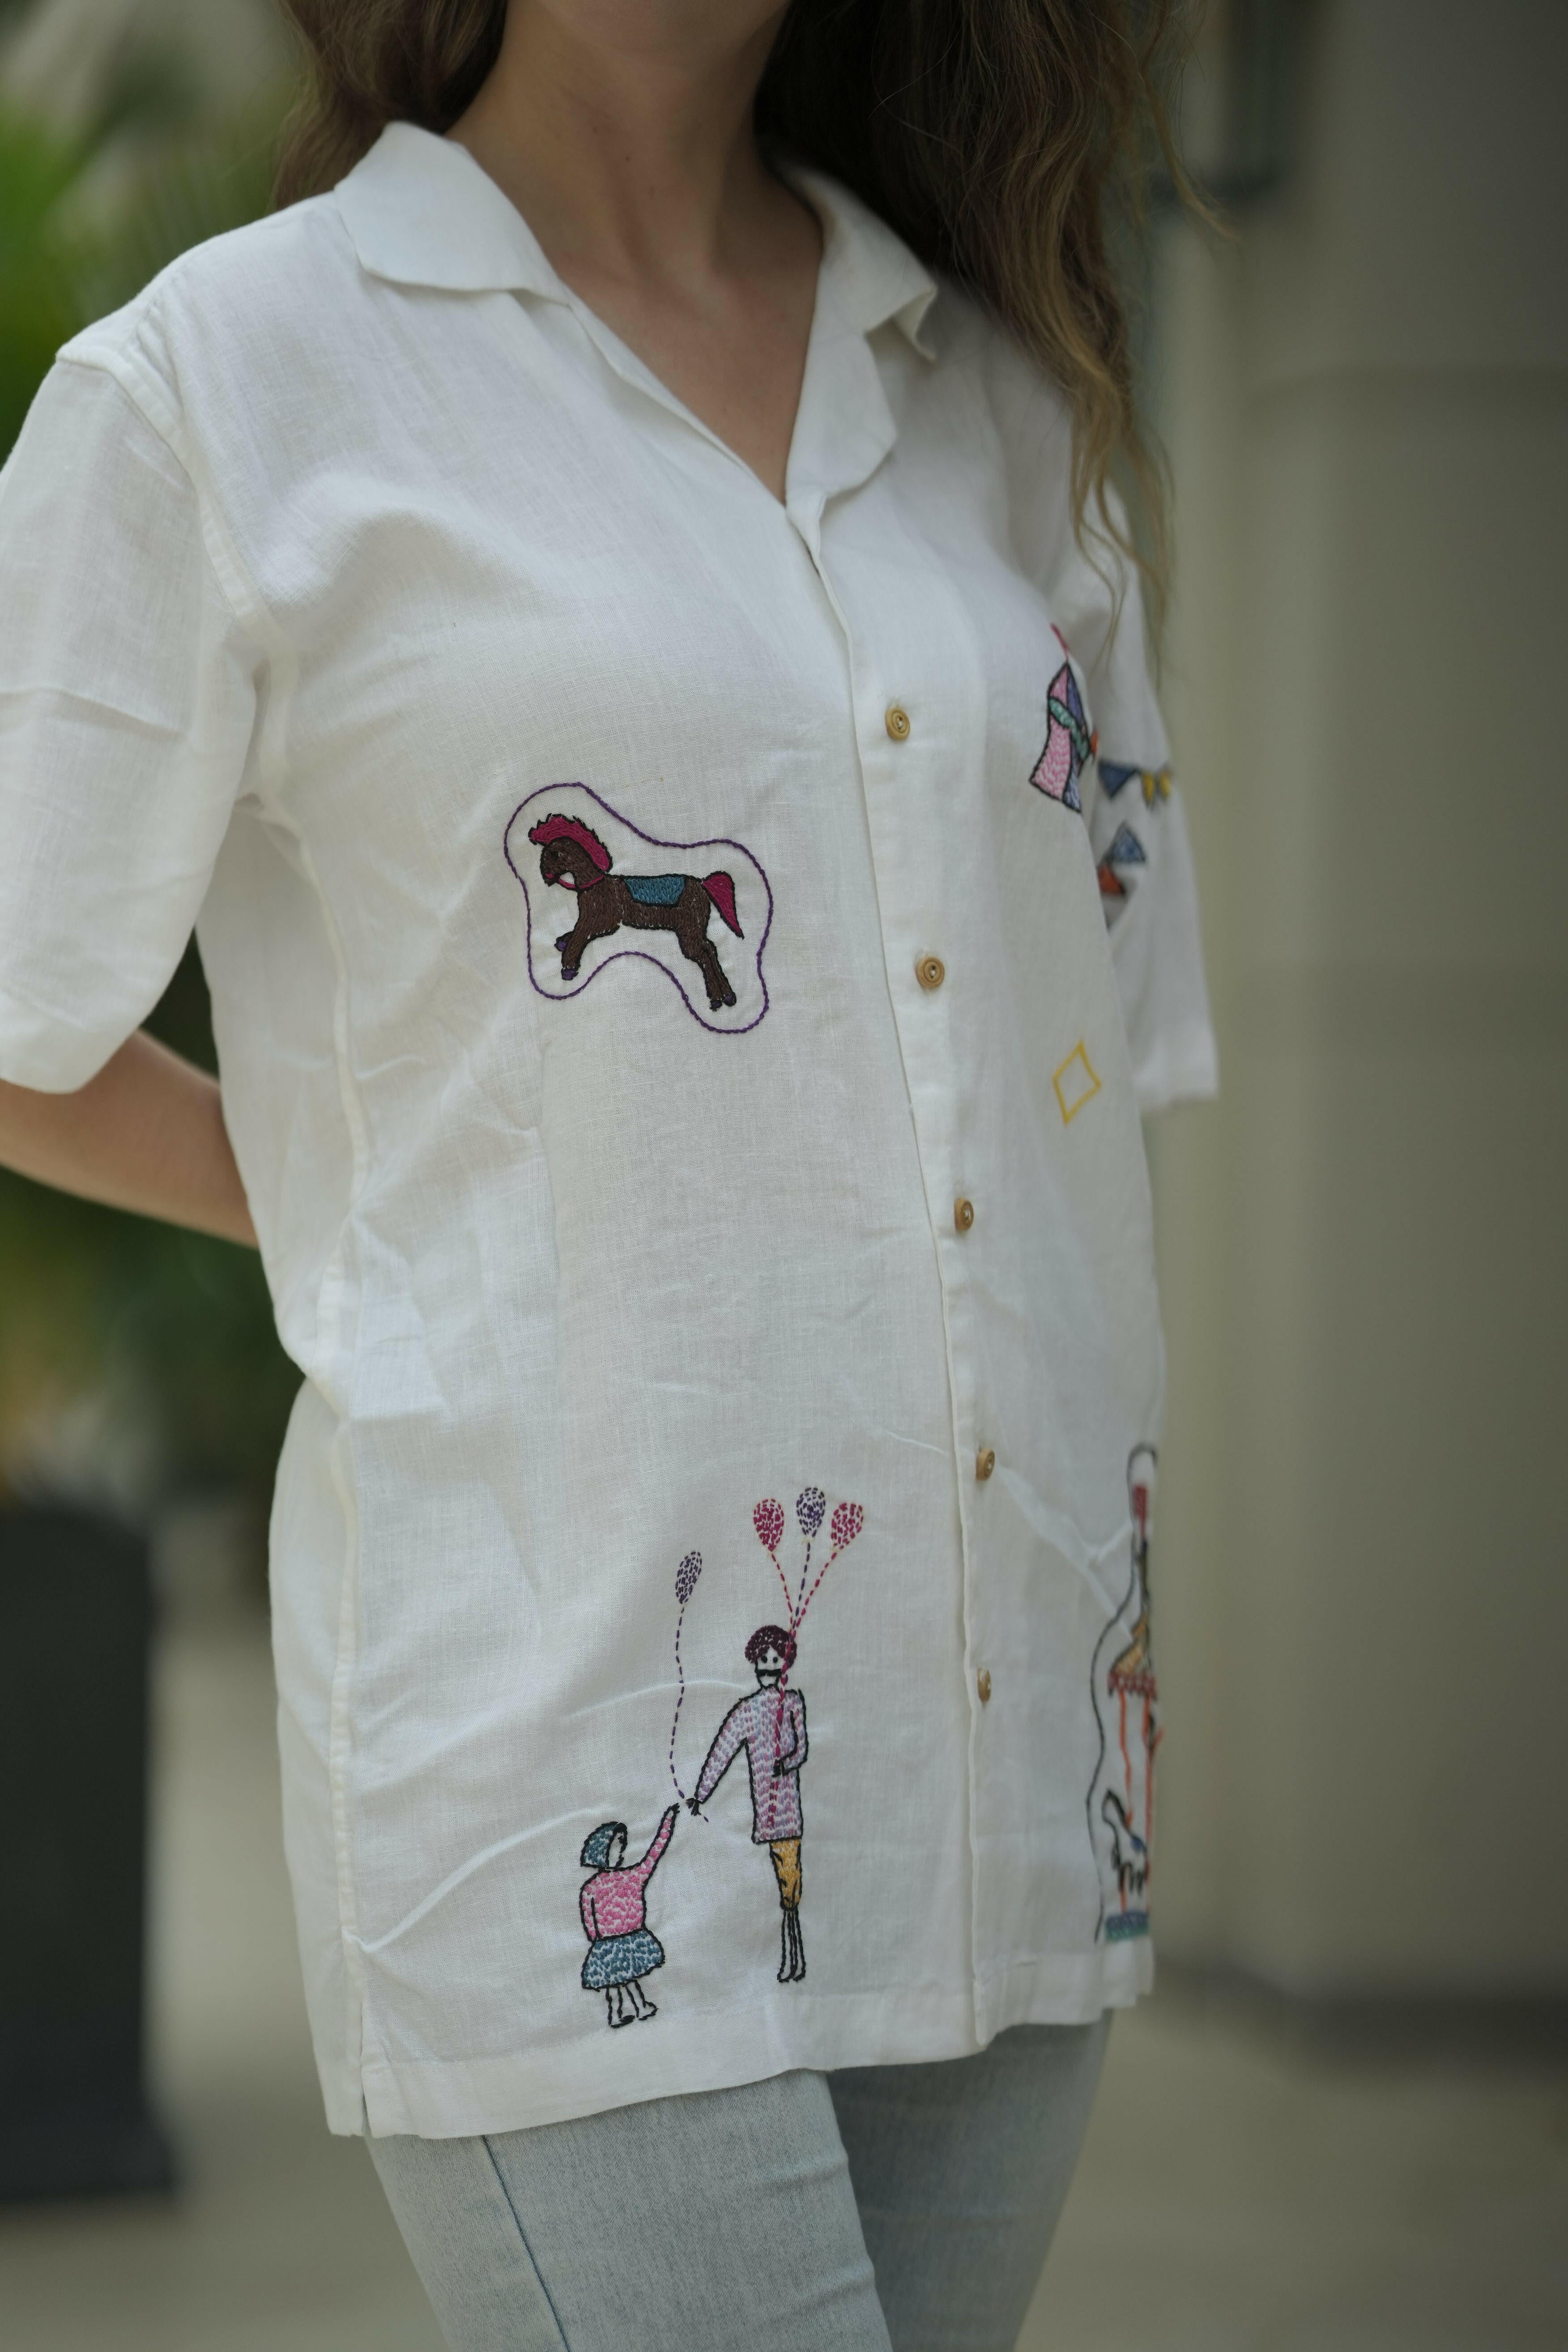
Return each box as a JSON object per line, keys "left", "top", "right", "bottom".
{"left": 786, "top": 324, "right": 1001, "bottom": 2043}
{"left": 514, "top": 256, "right": 1007, "bottom": 2035}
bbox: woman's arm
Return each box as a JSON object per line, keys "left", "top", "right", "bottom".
{"left": 0, "top": 1031, "right": 256, "bottom": 1247}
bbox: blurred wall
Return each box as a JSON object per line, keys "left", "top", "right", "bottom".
{"left": 1152, "top": 0, "right": 1568, "bottom": 1998}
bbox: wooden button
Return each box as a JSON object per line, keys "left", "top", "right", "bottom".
{"left": 885, "top": 703, "right": 911, "bottom": 741}
{"left": 916, "top": 954, "right": 946, "bottom": 992}
{"left": 954, "top": 1197, "right": 975, "bottom": 1233}
{"left": 976, "top": 1447, "right": 996, "bottom": 1481}
{"left": 977, "top": 1669, "right": 993, "bottom": 1704}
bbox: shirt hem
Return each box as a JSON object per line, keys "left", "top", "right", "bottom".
{"left": 337, "top": 1949, "right": 1151, "bottom": 2140}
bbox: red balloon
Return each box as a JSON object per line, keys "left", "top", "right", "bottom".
{"left": 831, "top": 1502, "right": 864, "bottom": 1551}
{"left": 753, "top": 1498, "right": 785, "bottom": 1552}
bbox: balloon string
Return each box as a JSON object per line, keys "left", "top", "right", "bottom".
{"left": 794, "top": 1539, "right": 846, "bottom": 1632}
{"left": 668, "top": 1602, "right": 690, "bottom": 1800}
{"left": 794, "top": 1537, "right": 815, "bottom": 1621}
{"left": 766, "top": 1547, "right": 793, "bottom": 1619}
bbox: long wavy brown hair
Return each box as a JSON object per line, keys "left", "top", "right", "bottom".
{"left": 273, "top": 1, "right": 1192, "bottom": 605}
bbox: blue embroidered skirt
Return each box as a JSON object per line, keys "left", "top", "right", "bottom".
{"left": 581, "top": 1929, "right": 665, "bottom": 1990}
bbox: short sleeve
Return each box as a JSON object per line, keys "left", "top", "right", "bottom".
{"left": 0, "top": 356, "right": 260, "bottom": 1092}
{"left": 1074, "top": 546, "right": 1219, "bottom": 1113}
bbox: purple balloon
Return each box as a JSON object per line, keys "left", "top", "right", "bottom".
{"left": 675, "top": 1550, "right": 703, "bottom": 1606}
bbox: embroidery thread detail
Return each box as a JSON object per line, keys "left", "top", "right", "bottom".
{"left": 578, "top": 1805, "right": 679, "bottom": 2027}
{"left": 1099, "top": 758, "right": 1172, "bottom": 809}
{"left": 667, "top": 1550, "right": 704, "bottom": 1802}
{"left": 692, "top": 1627, "right": 810, "bottom": 1983}
{"left": 682, "top": 1487, "right": 865, "bottom": 1987}
{"left": 527, "top": 816, "right": 742, "bottom": 1006}
{"left": 1053, "top": 1040, "right": 1102, "bottom": 1124}
{"left": 1086, "top": 1448, "right": 1161, "bottom": 1944}
{"left": 503, "top": 784, "right": 772, "bottom": 1035}
{"left": 1030, "top": 659, "right": 1095, "bottom": 812}
{"left": 1095, "top": 821, "right": 1147, "bottom": 921}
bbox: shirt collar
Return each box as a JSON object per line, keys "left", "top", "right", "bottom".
{"left": 336, "top": 123, "right": 562, "bottom": 298}
{"left": 335, "top": 122, "right": 938, "bottom": 358}
{"left": 780, "top": 160, "right": 939, "bottom": 360}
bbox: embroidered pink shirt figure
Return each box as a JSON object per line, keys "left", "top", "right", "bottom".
{"left": 693, "top": 1628, "right": 810, "bottom": 1984}
{"left": 579, "top": 1805, "right": 679, "bottom": 2028}
{"left": 695, "top": 1683, "right": 807, "bottom": 1841}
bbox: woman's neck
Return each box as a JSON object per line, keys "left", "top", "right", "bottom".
{"left": 447, "top": 4, "right": 820, "bottom": 503}
{"left": 449, "top": 4, "right": 792, "bottom": 298}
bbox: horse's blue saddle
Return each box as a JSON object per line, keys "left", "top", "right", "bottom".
{"left": 622, "top": 873, "right": 686, "bottom": 907}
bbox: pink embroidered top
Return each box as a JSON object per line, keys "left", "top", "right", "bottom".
{"left": 695, "top": 1689, "right": 809, "bottom": 1845}
{"left": 580, "top": 1809, "right": 678, "bottom": 1943}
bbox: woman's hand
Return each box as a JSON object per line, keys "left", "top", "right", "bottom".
{"left": 0, "top": 1031, "right": 256, "bottom": 1247}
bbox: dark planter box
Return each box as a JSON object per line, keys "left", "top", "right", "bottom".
{"left": 0, "top": 1504, "right": 174, "bottom": 2200}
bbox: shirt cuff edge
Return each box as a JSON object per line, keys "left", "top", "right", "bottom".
{"left": 0, "top": 984, "right": 119, "bottom": 1095}
{"left": 1132, "top": 1026, "right": 1220, "bottom": 1116}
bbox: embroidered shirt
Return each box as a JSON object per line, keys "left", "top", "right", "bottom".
{"left": 0, "top": 124, "right": 1215, "bottom": 2141}
{"left": 581, "top": 1812, "right": 677, "bottom": 1943}
{"left": 695, "top": 1687, "right": 809, "bottom": 1844}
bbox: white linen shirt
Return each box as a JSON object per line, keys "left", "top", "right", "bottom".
{"left": 0, "top": 124, "right": 1216, "bottom": 2138}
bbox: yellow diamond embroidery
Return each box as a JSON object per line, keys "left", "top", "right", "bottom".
{"left": 1053, "top": 1041, "right": 1102, "bottom": 1125}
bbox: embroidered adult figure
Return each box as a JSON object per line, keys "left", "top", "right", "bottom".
{"left": 690, "top": 1626, "right": 809, "bottom": 1984}
{"left": 527, "top": 811, "right": 743, "bottom": 1010}
{"left": 578, "top": 1804, "right": 679, "bottom": 2028}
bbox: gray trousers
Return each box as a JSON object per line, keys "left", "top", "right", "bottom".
{"left": 370, "top": 2019, "right": 1109, "bottom": 2352}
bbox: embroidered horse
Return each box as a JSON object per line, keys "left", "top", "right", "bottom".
{"left": 527, "top": 814, "right": 744, "bottom": 1011}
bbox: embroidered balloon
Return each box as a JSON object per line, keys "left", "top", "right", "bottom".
{"left": 796, "top": 1487, "right": 827, "bottom": 1540}
{"left": 675, "top": 1550, "right": 703, "bottom": 1606}
{"left": 753, "top": 1499, "right": 784, "bottom": 1554}
{"left": 830, "top": 1501, "right": 864, "bottom": 1551}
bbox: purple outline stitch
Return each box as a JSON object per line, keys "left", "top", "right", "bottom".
{"left": 503, "top": 784, "right": 774, "bottom": 1037}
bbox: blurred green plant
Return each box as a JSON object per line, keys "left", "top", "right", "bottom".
{"left": 0, "top": 105, "right": 88, "bottom": 456}
{"left": 75, "top": 85, "right": 289, "bottom": 324}
{"left": 0, "top": 50, "right": 300, "bottom": 1525}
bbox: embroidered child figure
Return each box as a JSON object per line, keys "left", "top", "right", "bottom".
{"left": 578, "top": 1803, "right": 679, "bottom": 2028}
{"left": 690, "top": 1627, "right": 809, "bottom": 1985}
{"left": 527, "top": 812, "right": 743, "bottom": 1011}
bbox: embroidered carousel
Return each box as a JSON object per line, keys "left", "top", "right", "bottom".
{"left": 1087, "top": 1445, "right": 1161, "bottom": 1942}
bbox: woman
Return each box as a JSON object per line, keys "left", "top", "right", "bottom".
{"left": 0, "top": 1, "right": 1216, "bottom": 2345}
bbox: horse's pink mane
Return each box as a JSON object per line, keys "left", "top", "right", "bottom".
{"left": 527, "top": 813, "right": 612, "bottom": 873}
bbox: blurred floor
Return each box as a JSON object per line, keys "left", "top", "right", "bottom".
{"left": 0, "top": 1612, "right": 1564, "bottom": 2351}
{"left": 0, "top": 1610, "right": 438, "bottom": 2352}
